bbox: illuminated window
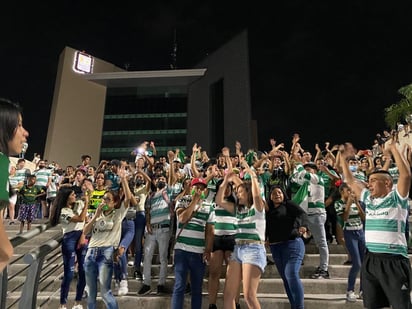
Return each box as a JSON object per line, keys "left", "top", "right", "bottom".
{"left": 73, "top": 51, "right": 94, "bottom": 74}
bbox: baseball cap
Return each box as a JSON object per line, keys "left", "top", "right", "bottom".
{"left": 191, "top": 177, "right": 207, "bottom": 187}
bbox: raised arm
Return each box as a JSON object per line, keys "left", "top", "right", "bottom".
{"left": 119, "top": 166, "right": 131, "bottom": 208}
{"left": 242, "top": 160, "right": 266, "bottom": 212}
{"left": 190, "top": 144, "right": 202, "bottom": 178}
{"left": 340, "top": 150, "right": 365, "bottom": 199}
{"left": 387, "top": 142, "right": 411, "bottom": 198}
{"left": 215, "top": 172, "right": 236, "bottom": 214}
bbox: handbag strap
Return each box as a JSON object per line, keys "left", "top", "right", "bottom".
{"left": 175, "top": 204, "right": 200, "bottom": 241}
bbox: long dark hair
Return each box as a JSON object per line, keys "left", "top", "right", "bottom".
{"left": 49, "top": 187, "right": 75, "bottom": 226}
{"left": 0, "top": 98, "right": 22, "bottom": 156}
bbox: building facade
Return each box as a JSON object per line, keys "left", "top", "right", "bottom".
{"left": 44, "top": 30, "right": 255, "bottom": 167}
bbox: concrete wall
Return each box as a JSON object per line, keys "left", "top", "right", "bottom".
{"left": 44, "top": 47, "right": 121, "bottom": 167}
{"left": 187, "top": 30, "right": 254, "bottom": 155}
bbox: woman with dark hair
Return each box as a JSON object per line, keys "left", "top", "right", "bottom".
{"left": 215, "top": 160, "right": 267, "bottom": 309}
{"left": 266, "top": 185, "right": 309, "bottom": 309}
{"left": 49, "top": 187, "right": 89, "bottom": 309}
{"left": 208, "top": 178, "right": 241, "bottom": 309}
{"left": 82, "top": 167, "right": 131, "bottom": 309}
{"left": 0, "top": 98, "right": 29, "bottom": 272}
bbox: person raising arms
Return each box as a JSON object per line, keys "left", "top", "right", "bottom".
{"left": 82, "top": 166, "right": 132, "bottom": 309}
{"left": 340, "top": 141, "right": 412, "bottom": 309}
{"left": 215, "top": 159, "right": 267, "bottom": 309}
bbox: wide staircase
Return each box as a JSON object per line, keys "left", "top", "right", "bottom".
{"left": 3, "top": 220, "right": 374, "bottom": 309}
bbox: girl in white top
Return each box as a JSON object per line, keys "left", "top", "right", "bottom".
{"left": 82, "top": 166, "right": 131, "bottom": 309}
{"left": 49, "top": 186, "right": 89, "bottom": 309}
{"left": 215, "top": 160, "right": 267, "bottom": 309}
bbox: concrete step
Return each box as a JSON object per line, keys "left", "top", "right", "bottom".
{"left": 125, "top": 262, "right": 356, "bottom": 280}
{"left": 2, "top": 222, "right": 380, "bottom": 309}
{"left": 10, "top": 274, "right": 358, "bottom": 295}
{"left": 6, "top": 292, "right": 365, "bottom": 309}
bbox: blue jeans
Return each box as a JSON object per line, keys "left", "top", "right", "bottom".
{"left": 61, "top": 230, "right": 87, "bottom": 305}
{"left": 307, "top": 213, "right": 329, "bottom": 271}
{"left": 114, "top": 218, "right": 135, "bottom": 281}
{"left": 270, "top": 238, "right": 305, "bottom": 309}
{"left": 171, "top": 249, "right": 206, "bottom": 309}
{"left": 84, "top": 246, "right": 118, "bottom": 309}
{"left": 134, "top": 211, "right": 146, "bottom": 271}
{"left": 344, "top": 229, "right": 365, "bottom": 292}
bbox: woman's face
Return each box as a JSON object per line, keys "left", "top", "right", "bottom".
{"left": 8, "top": 114, "right": 29, "bottom": 156}
{"left": 102, "top": 193, "right": 115, "bottom": 209}
{"left": 270, "top": 188, "right": 284, "bottom": 205}
{"left": 67, "top": 191, "right": 76, "bottom": 205}
{"left": 236, "top": 186, "right": 248, "bottom": 205}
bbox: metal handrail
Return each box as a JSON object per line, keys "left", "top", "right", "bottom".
{"left": 0, "top": 222, "right": 61, "bottom": 309}
{"left": 10, "top": 222, "right": 53, "bottom": 247}
{"left": 18, "top": 235, "right": 63, "bottom": 309}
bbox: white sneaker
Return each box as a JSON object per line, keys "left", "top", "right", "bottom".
{"left": 346, "top": 290, "right": 358, "bottom": 302}
{"left": 118, "top": 280, "right": 128, "bottom": 296}
{"left": 127, "top": 260, "right": 134, "bottom": 266}
{"left": 72, "top": 305, "right": 83, "bottom": 309}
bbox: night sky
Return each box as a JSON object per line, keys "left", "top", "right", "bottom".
{"left": 2, "top": 1, "right": 412, "bottom": 161}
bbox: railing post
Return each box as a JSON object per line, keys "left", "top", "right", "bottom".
{"left": 0, "top": 267, "right": 8, "bottom": 309}
{"left": 18, "top": 238, "right": 61, "bottom": 309}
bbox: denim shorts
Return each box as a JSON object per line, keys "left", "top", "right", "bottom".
{"left": 230, "top": 243, "right": 267, "bottom": 273}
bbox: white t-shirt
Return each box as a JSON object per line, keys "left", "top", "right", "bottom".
{"left": 88, "top": 201, "right": 127, "bottom": 248}
{"left": 60, "top": 200, "right": 86, "bottom": 234}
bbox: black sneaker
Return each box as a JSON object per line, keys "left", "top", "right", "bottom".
{"left": 209, "top": 305, "right": 217, "bottom": 309}
{"left": 157, "top": 285, "right": 170, "bottom": 295}
{"left": 318, "top": 269, "right": 330, "bottom": 279}
{"left": 311, "top": 268, "right": 330, "bottom": 279}
{"left": 134, "top": 270, "right": 143, "bottom": 281}
{"left": 138, "top": 284, "right": 152, "bottom": 295}
{"left": 184, "top": 283, "right": 191, "bottom": 295}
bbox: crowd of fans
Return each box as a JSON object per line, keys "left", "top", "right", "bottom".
{"left": 4, "top": 128, "right": 412, "bottom": 309}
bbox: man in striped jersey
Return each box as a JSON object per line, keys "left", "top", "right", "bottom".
{"left": 171, "top": 177, "right": 215, "bottom": 309}
{"left": 341, "top": 142, "right": 412, "bottom": 309}
{"left": 33, "top": 160, "right": 52, "bottom": 218}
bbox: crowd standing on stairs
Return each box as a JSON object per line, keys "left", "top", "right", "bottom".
{"left": 4, "top": 122, "right": 412, "bottom": 308}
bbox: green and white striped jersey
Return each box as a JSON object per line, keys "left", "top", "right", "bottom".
{"left": 334, "top": 199, "right": 363, "bottom": 231}
{"left": 235, "top": 205, "right": 265, "bottom": 243}
{"left": 361, "top": 188, "right": 409, "bottom": 258}
{"left": 174, "top": 195, "right": 215, "bottom": 253}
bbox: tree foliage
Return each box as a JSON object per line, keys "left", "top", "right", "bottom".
{"left": 385, "top": 84, "right": 412, "bottom": 129}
